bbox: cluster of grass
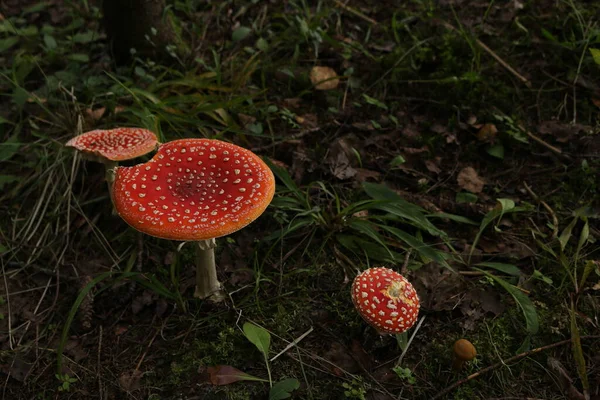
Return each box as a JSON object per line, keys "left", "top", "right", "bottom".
{"left": 1, "top": 0, "right": 599, "bottom": 399}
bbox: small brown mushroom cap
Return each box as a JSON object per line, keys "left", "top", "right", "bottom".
{"left": 453, "top": 339, "right": 477, "bottom": 361}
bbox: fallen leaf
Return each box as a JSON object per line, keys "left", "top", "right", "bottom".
{"left": 350, "top": 339, "right": 374, "bottom": 371}
{"left": 476, "top": 123, "right": 498, "bottom": 142}
{"left": 547, "top": 357, "right": 585, "bottom": 400}
{"left": 538, "top": 120, "right": 591, "bottom": 143}
{"left": 119, "top": 370, "right": 142, "bottom": 392}
{"left": 324, "top": 342, "right": 360, "bottom": 376}
{"left": 85, "top": 107, "right": 106, "bottom": 121}
{"left": 424, "top": 158, "right": 441, "bottom": 175}
{"left": 206, "top": 365, "right": 266, "bottom": 385}
{"left": 310, "top": 66, "right": 340, "bottom": 90}
{"left": 0, "top": 356, "right": 32, "bottom": 382}
{"left": 410, "top": 263, "right": 466, "bottom": 311}
{"left": 457, "top": 167, "right": 485, "bottom": 193}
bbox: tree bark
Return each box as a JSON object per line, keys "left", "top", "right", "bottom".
{"left": 102, "top": 0, "right": 176, "bottom": 64}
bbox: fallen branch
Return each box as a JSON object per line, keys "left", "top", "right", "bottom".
{"left": 432, "top": 335, "right": 600, "bottom": 399}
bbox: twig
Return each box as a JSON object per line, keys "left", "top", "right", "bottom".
{"left": 432, "top": 335, "right": 600, "bottom": 399}
{"left": 333, "top": 0, "right": 378, "bottom": 25}
{"left": 522, "top": 127, "right": 569, "bottom": 159}
{"left": 437, "top": 20, "right": 531, "bottom": 88}
{"left": 270, "top": 327, "right": 314, "bottom": 362}
{"left": 395, "top": 315, "right": 426, "bottom": 368}
{"left": 523, "top": 181, "right": 559, "bottom": 239}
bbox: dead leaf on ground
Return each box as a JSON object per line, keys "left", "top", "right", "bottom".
{"left": 457, "top": 167, "right": 485, "bottom": 193}
{"left": 538, "top": 120, "right": 592, "bottom": 143}
{"left": 131, "top": 290, "right": 156, "bottom": 314}
{"left": 547, "top": 357, "right": 585, "bottom": 400}
{"left": 310, "top": 66, "right": 340, "bottom": 90}
{"left": 410, "top": 263, "right": 466, "bottom": 311}
{"left": 350, "top": 339, "right": 374, "bottom": 371}
{"left": 119, "top": 369, "right": 143, "bottom": 392}
{"left": 295, "top": 113, "right": 318, "bottom": 128}
{"left": 85, "top": 107, "right": 106, "bottom": 121}
{"left": 424, "top": 158, "right": 441, "bottom": 175}
{"left": 354, "top": 168, "right": 381, "bottom": 182}
{"left": 0, "top": 356, "right": 32, "bottom": 382}
{"left": 327, "top": 135, "right": 361, "bottom": 180}
{"left": 476, "top": 123, "right": 498, "bottom": 142}
{"left": 323, "top": 342, "right": 360, "bottom": 376}
{"left": 206, "top": 365, "right": 263, "bottom": 385}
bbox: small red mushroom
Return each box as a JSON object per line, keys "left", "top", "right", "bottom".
{"left": 111, "top": 138, "right": 276, "bottom": 300}
{"left": 66, "top": 127, "right": 159, "bottom": 162}
{"left": 66, "top": 127, "right": 159, "bottom": 199}
{"left": 351, "top": 267, "right": 420, "bottom": 334}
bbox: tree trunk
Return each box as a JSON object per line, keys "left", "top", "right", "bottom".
{"left": 102, "top": 0, "right": 175, "bottom": 64}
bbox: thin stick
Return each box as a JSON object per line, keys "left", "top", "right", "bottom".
{"left": 523, "top": 128, "right": 567, "bottom": 158}
{"left": 523, "top": 181, "right": 559, "bottom": 239}
{"left": 437, "top": 20, "right": 531, "bottom": 88}
{"left": 395, "top": 316, "right": 426, "bottom": 367}
{"left": 333, "top": 0, "right": 378, "bottom": 25}
{"left": 270, "top": 327, "right": 314, "bottom": 362}
{"left": 432, "top": 335, "right": 600, "bottom": 399}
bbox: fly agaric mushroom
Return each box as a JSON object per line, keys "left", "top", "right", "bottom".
{"left": 111, "top": 138, "right": 275, "bottom": 300}
{"left": 66, "top": 127, "right": 159, "bottom": 194}
{"left": 452, "top": 339, "right": 476, "bottom": 370}
{"left": 351, "top": 267, "right": 420, "bottom": 334}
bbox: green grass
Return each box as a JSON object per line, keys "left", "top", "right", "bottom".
{"left": 0, "top": 0, "right": 599, "bottom": 399}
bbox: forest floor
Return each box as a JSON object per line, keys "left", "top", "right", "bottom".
{"left": 1, "top": 1, "right": 599, "bottom": 399}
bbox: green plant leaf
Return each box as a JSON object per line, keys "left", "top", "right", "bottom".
{"left": 68, "top": 53, "right": 89, "bottom": 63}
{"left": 589, "top": 48, "right": 600, "bottom": 65}
{"left": 570, "top": 303, "right": 589, "bottom": 392}
{"left": 363, "top": 182, "right": 445, "bottom": 237}
{"left": 0, "top": 175, "right": 19, "bottom": 189}
{"left": 348, "top": 219, "right": 393, "bottom": 258}
{"left": 232, "top": 27, "right": 252, "bottom": 42}
{"left": 362, "top": 94, "right": 388, "bottom": 110}
{"left": 378, "top": 225, "right": 448, "bottom": 266}
{"left": 486, "top": 144, "right": 504, "bottom": 159}
{"left": 474, "top": 268, "right": 539, "bottom": 334}
{"left": 243, "top": 322, "right": 271, "bottom": 358}
{"left": 0, "top": 37, "right": 19, "bottom": 53}
{"left": 427, "top": 212, "right": 478, "bottom": 225}
{"left": 0, "top": 133, "right": 21, "bottom": 162}
{"left": 475, "top": 262, "right": 521, "bottom": 276}
{"left": 456, "top": 192, "right": 478, "bottom": 203}
{"left": 558, "top": 217, "right": 577, "bottom": 251}
{"left": 269, "top": 378, "right": 300, "bottom": 400}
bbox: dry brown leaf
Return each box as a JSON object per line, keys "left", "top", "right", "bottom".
{"left": 538, "top": 120, "right": 591, "bottom": 143}
{"left": 310, "top": 66, "right": 340, "bottom": 90}
{"left": 206, "top": 365, "right": 263, "bottom": 385}
{"left": 119, "top": 370, "right": 142, "bottom": 392}
{"left": 424, "top": 158, "right": 441, "bottom": 175}
{"left": 476, "top": 123, "right": 498, "bottom": 142}
{"left": 457, "top": 167, "right": 485, "bottom": 193}
{"left": 85, "top": 107, "right": 106, "bottom": 121}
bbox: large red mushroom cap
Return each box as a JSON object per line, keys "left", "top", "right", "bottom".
{"left": 112, "top": 138, "right": 276, "bottom": 241}
{"left": 66, "top": 128, "right": 158, "bottom": 161}
{"left": 351, "top": 267, "right": 420, "bottom": 334}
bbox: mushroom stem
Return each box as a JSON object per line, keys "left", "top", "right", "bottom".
{"left": 194, "top": 239, "right": 225, "bottom": 301}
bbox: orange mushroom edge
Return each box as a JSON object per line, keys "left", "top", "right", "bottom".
{"left": 351, "top": 267, "right": 420, "bottom": 335}
{"left": 111, "top": 138, "right": 276, "bottom": 300}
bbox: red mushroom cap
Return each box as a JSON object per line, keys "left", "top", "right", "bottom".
{"left": 112, "top": 138, "right": 276, "bottom": 241}
{"left": 351, "top": 267, "right": 420, "bottom": 334}
{"left": 66, "top": 128, "right": 158, "bottom": 161}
